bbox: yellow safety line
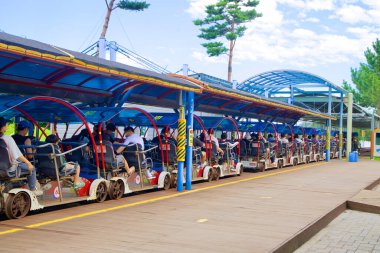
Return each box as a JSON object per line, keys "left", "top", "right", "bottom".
{"left": 0, "top": 162, "right": 323, "bottom": 236}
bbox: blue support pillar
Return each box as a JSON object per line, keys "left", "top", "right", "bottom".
{"left": 186, "top": 91, "right": 194, "bottom": 190}
{"left": 117, "top": 88, "right": 134, "bottom": 107}
{"left": 326, "top": 85, "right": 332, "bottom": 161}
{"left": 290, "top": 85, "right": 294, "bottom": 105}
{"left": 338, "top": 93, "right": 344, "bottom": 160}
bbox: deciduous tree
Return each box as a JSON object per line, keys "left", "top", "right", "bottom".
{"left": 348, "top": 39, "right": 380, "bottom": 110}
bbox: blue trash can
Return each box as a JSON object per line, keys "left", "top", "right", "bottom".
{"left": 349, "top": 151, "right": 358, "bottom": 162}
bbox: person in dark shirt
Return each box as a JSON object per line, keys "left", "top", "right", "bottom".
{"left": 152, "top": 127, "right": 177, "bottom": 146}
{"left": 267, "top": 133, "right": 276, "bottom": 143}
{"left": 93, "top": 122, "right": 117, "bottom": 143}
{"left": 193, "top": 136, "right": 206, "bottom": 165}
{"left": 219, "top": 132, "right": 229, "bottom": 144}
{"left": 12, "top": 121, "right": 33, "bottom": 160}
{"left": 193, "top": 137, "right": 204, "bottom": 148}
{"left": 71, "top": 129, "right": 90, "bottom": 143}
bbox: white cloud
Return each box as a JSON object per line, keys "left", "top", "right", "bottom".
{"left": 305, "top": 17, "right": 320, "bottom": 23}
{"left": 362, "top": 0, "right": 380, "bottom": 10}
{"left": 186, "top": 0, "right": 217, "bottom": 18}
{"left": 277, "top": 0, "right": 336, "bottom": 11}
{"left": 332, "top": 1, "right": 380, "bottom": 24}
{"left": 333, "top": 5, "right": 369, "bottom": 23}
{"left": 191, "top": 51, "right": 226, "bottom": 64}
{"left": 187, "top": 0, "right": 379, "bottom": 69}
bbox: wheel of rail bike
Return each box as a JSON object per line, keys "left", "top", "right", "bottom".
{"left": 5, "top": 192, "right": 31, "bottom": 219}
{"left": 163, "top": 174, "right": 171, "bottom": 190}
{"left": 109, "top": 179, "right": 125, "bottom": 200}
{"left": 214, "top": 167, "right": 220, "bottom": 180}
{"left": 95, "top": 181, "right": 108, "bottom": 203}
{"left": 238, "top": 165, "right": 243, "bottom": 176}
{"left": 259, "top": 162, "right": 265, "bottom": 172}
{"left": 293, "top": 158, "right": 298, "bottom": 166}
{"left": 170, "top": 173, "right": 177, "bottom": 188}
{"left": 278, "top": 159, "right": 283, "bottom": 169}
{"left": 207, "top": 168, "right": 214, "bottom": 182}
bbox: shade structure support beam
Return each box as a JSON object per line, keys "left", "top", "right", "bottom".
{"left": 325, "top": 86, "right": 332, "bottom": 161}
{"left": 339, "top": 93, "right": 344, "bottom": 160}
{"left": 346, "top": 93, "right": 353, "bottom": 157}
{"left": 183, "top": 64, "right": 194, "bottom": 191}
{"left": 371, "top": 109, "right": 375, "bottom": 160}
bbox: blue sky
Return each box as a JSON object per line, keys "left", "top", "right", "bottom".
{"left": 1, "top": 0, "right": 379, "bottom": 86}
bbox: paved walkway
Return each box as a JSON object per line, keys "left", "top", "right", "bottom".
{"left": 295, "top": 210, "right": 380, "bottom": 253}
{"left": 0, "top": 160, "right": 379, "bottom": 253}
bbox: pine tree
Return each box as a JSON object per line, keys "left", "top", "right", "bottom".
{"left": 100, "top": 0, "right": 150, "bottom": 39}
{"left": 194, "top": 0, "right": 262, "bottom": 82}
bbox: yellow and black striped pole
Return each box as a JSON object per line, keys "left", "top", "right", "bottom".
{"left": 177, "top": 118, "right": 186, "bottom": 162}
{"left": 177, "top": 105, "right": 186, "bottom": 191}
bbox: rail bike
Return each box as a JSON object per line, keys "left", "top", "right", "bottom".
{"left": 0, "top": 96, "right": 107, "bottom": 219}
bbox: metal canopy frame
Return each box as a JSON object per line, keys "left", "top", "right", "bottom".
{"left": 0, "top": 32, "right": 202, "bottom": 107}
{"left": 0, "top": 32, "right": 334, "bottom": 126}
{"left": 238, "top": 70, "right": 347, "bottom": 97}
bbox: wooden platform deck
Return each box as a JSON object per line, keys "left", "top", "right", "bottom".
{"left": 0, "top": 159, "right": 379, "bottom": 253}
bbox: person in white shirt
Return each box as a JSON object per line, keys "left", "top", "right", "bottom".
{"left": 118, "top": 126, "right": 144, "bottom": 151}
{"left": 0, "top": 117, "right": 40, "bottom": 195}
{"left": 208, "top": 128, "right": 224, "bottom": 155}
{"left": 117, "top": 126, "right": 155, "bottom": 179}
{"left": 281, "top": 133, "right": 289, "bottom": 144}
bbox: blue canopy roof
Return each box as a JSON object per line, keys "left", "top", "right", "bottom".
{"left": 304, "top": 127, "right": 317, "bottom": 135}
{"left": 292, "top": 126, "right": 305, "bottom": 135}
{"left": 149, "top": 113, "right": 205, "bottom": 131}
{"left": 238, "top": 70, "right": 346, "bottom": 96}
{"left": 82, "top": 107, "right": 157, "bottom": 127}
{"left": 0, "top": 95, "right": 86, "bottom": 123}
{"left": 0, "top": 32, "right": 201, "bottom": 107}
{"left": 199, "top": 116, "right": 238, "bottom": 132}
{"left": 275, "top": 124, "right": 293, "bottom": 134}
{"left": 0, "top": 32, "right": 334, "bottom": 126}
{"left": 239, "top": 122, "right": 278, "bottom": 133}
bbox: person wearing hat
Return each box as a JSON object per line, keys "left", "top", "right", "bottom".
{"left": 12, "top": 121, "right": 33, "bottom": 160}
{"left": 0, "top": 117, "right": 40, "bottom": 195}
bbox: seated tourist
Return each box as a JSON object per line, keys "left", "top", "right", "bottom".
{"left": 45, "top": 134, "right": 85, "bottom": 189}
{"left": 0, "top": 117, "right": 41, "bottom": 195}
{"left": 12, "top": 121, "right": 34, "bottom": 160}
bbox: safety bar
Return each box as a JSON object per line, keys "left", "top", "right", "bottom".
{"left": 34, "top": 143, "right": 87, "bottom": 158}
{"left": 113, "top": 143, "right": 158, "bottom": 154}
{"left": 221, "top": 142, "right": 239, "bottom": 149}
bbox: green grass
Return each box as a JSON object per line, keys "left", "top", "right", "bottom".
{"left": 5, "top": 122, "right": 51, "bottom": 141}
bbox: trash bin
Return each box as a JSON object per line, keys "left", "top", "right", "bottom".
{"left": 349, "top": 151, "right": 358, "bottom": 162}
